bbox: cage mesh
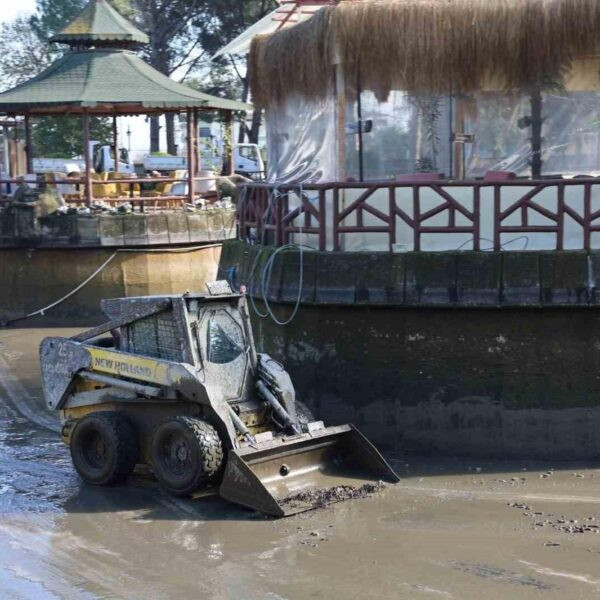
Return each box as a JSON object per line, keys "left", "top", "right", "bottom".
{"left": 125, "top": 310, "right": 183, "bottom": 362}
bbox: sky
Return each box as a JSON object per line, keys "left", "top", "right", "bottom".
{"left": 0, "top": 0, "right": 37, "bottom": 24}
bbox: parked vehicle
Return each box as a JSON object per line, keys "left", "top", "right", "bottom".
{"left": 142, "top": 143, "right": 265, "bottom": 177}
{"left": 32, "top": 143, "right": 133, "bottom": 174}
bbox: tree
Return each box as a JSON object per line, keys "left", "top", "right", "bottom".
{"left": 29, "top": 0, "right": 85, "bottom": 42}
{"left": 32, "top": 116, "right": 113, "bottom": 158}
{"left": 0, "top": 16, "right": 54, "bottom": 89}
{"left": 193, "top": 0, "right": 278, "bottom": 144}
{"left": 126, "top": 0, "right": 208, "bottom": 153}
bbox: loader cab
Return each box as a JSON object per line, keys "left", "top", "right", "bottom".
{"left": 100, "top": 291, "right": 252, "bottom": 402}
{"left": 190, "top": 298, "right": 250, "bottom": 402}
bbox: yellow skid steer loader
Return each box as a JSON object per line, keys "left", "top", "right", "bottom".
{"left": 39, "top": 282, "right": 398, "bottom": 516}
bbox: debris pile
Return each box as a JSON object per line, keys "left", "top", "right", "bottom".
{"left": 281, "top": 481, "right": 386, "bottom": 509}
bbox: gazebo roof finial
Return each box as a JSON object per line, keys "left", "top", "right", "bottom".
{"left": 50, "top": 0, "right": 149, "bottom": 48}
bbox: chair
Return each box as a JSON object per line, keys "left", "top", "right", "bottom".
{"left": 112, "top": 172, "right": 141, "bottom": 198}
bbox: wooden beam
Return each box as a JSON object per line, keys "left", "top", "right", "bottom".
{"left": 186, "top": 108, "right": 194, "bottom": 204}
{"left": 24, "top": 114, "right": 32, "bottom": 174}
{"left": 335, "top": 63, "right": 346, "bottom": 181}
{"left": 225, "top": 110, "right": 234, "bottom": 176}
{"left": 193, "top": 107, "right": 200, "bottom": 175}
{"left": 112, "top": 114, "right": 119, "bottom": 173}
{"left": 83, "top": 110, "right": 93, "bottom": 206}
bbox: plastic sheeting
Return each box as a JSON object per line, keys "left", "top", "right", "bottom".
{"left": 265, "top": 89, "right": 600, "bottom": 183}
{"left": 266, "top": 94, "right": 337, "bottom": 183}
{"left": 345, "top": 91, "right": 452, "bottom": 180}
{"left": 465, "top": 91, "right": 600, "bottom": 177}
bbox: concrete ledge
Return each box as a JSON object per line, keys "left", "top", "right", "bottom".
{"left": 223, "top": 240, "right": 600, "bottom": 308}
{"left": 0, "top": 208, "right": 236, "bottom": 248}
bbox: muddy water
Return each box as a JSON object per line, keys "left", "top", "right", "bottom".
{"left": 1, "top": 329, "right": 600, "bottom": 599}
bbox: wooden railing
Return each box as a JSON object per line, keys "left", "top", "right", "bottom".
{"left": 239, "top": 178, "right": 600, "bottom": 251}
{"left": 0, "top": 175, "right": 219, "bottom": 212}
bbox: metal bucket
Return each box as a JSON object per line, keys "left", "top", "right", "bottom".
{"left": 219, "top": 424, "right": 399, "bottom": 517}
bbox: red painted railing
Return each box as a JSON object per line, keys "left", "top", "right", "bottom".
{"left": 239, "top": 178, "right": 600, "bottom": 251}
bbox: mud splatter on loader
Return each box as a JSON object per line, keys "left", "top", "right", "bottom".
{"left": 39, "top": 282, "right": 398, "bottom": 516}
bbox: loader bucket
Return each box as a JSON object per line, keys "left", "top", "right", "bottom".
{"left": 219, "top": 424, "right": 399, "bottom": 517}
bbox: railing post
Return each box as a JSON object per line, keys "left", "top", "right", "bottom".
{"left": 275, "top": 190, "right": 283, "bottom": 246}
{"left": 493, "top": 184, "right": 501, "bottom": 251}
{"left": 285, "top": 192, "right": 292, "bottom": 245}
{"left": 333, "top": 186, "right": 340, "bottom": 251}
{"left": 584, "top": 182, "right": 591, "bottom": 251}
{"left": 413, "top": 185, "right": 420, "bottom": 251}
{"left": 319, "top": 189, "right": 326, "bottom": 251}
{"left": 473, "top": 185, "right": 480, "bottom": 250}
{"left": 388, "top": 185, "right": 396, "bottom": 251}
{"left": 557, "top": 183, "right": 564, "bottom": 251}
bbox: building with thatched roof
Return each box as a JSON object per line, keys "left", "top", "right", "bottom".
{"left": 233, "top": 0, "right": 600, "bottom": 253}
{"left": 247, "top": 0, "right": 600, "bottom": 183}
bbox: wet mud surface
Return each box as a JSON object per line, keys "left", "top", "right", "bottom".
{"left": 2, "top": 328, "right": 600, "bottom": 599}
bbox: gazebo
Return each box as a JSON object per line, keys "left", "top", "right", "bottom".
{"left": 0, "top": 0, "right": 251, "bottom": 207}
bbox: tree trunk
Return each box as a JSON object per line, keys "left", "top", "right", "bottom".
{"left": 165, "top": 113, "right": 177, "bottom": 155}
{"left": 249, "top": 107, "right": 262, "bottom": 144}
{"left": 150, "top": 116, "right": 160, "bottom": 153}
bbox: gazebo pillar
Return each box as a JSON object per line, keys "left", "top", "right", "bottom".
{"left": 112, "top": 114, "right": 119, "bottom": 173}
{"left": 24, "top": 114, "right": 32, "bottom": 174}
{"left": 83, "top": 110, "right": 93, "bottom": 206}
{"left": 225, "top": 110, "right": 234, "bottom": 176}
{"left": 186, "top": 108, "right": 195, "bottom": 204}
{"left": 193, "top": 108, "right": 199, "bottom": 175}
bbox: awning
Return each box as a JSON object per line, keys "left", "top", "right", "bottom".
{"left": 213, "top": 2, "right": 328, "bottom": 59}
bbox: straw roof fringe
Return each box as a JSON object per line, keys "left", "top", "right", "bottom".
{"left": 249, "top": 0, "right": 600, "bottom": 107}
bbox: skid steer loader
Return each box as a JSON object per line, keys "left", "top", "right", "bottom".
{"left": 39, "top": 282, "right": 398, "bottom": 516}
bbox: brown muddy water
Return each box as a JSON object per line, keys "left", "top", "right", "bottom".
{"left": 1, "top": 328, "right": 600, "bottom": 599}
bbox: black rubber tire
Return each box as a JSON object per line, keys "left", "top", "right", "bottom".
{"left": 70, "top": 411, "right": 139, "bottom": 485}
{"left": 295, "top": 400, "right": 315, "bottom": 432}
{"left": 150, "top": 416, "right": 224, "bottom": 496}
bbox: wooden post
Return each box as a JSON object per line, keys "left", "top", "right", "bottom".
{"left": 13, "top": 121, "right": 20, "bottom": 176}
{"left": 335, "top": 64, "right": 346, "bottom": 181}
{"left": 24, "top": 114, "right": 33, "bottom": 174}
{"left": 225, "top": 110, "right": 234, "bottom": 176}
{"left": 453, "top": 97, "right": 466, "bottom": 179}
{"left": 193, "top": 108, "right": 200, "bottom": 175}
{"left": 530, "top": 84, "right": 543, "bottom": 178}
{"left": 83, "top": 110, "right": 93, "bottom": 206}
{"left": 186, "top": 108, "right": 194, "bottom": 204}
{"left": 112, "top": 114, "right": 119, "bottom": 173}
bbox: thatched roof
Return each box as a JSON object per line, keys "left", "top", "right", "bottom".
{"left": 249, "top": 0, "right": 600, "bottom": 107}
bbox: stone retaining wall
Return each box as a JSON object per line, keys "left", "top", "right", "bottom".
{"left": 221, "top": 240, "right": 597, "bottom": 307}
{"left": 0, "top": 207, "right": 235, "bottom": 247}
{"left": 0, "top": 244, "right": 221, "bottom": 325}
{"left": 220, "top": 240, "right": 600, "bottom": 459}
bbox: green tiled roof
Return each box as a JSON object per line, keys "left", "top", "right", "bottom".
{"left": 50, "top": 0, "right": 149, "bottom": 46}
{"left": 0, "top": 49, "right": 252, "bottom": 114}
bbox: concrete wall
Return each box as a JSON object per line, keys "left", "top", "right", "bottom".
{"left": 0, "top": 207, "right": 235, "bottom": 247}
{"left": 221, "top": 240, "right": 600, "bottom": 459}
{"left": 0, "top": 245, "right": 221, "bottom": 326}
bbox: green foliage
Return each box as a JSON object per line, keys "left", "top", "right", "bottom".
{"left": 0, "top": 17, "right": 54, "bottom": 89}
{"left": 30, "top": 0, "right": 86, "bottom": 41}
{"left": 32, "top": 116, "right": 113, "bottom": 157}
